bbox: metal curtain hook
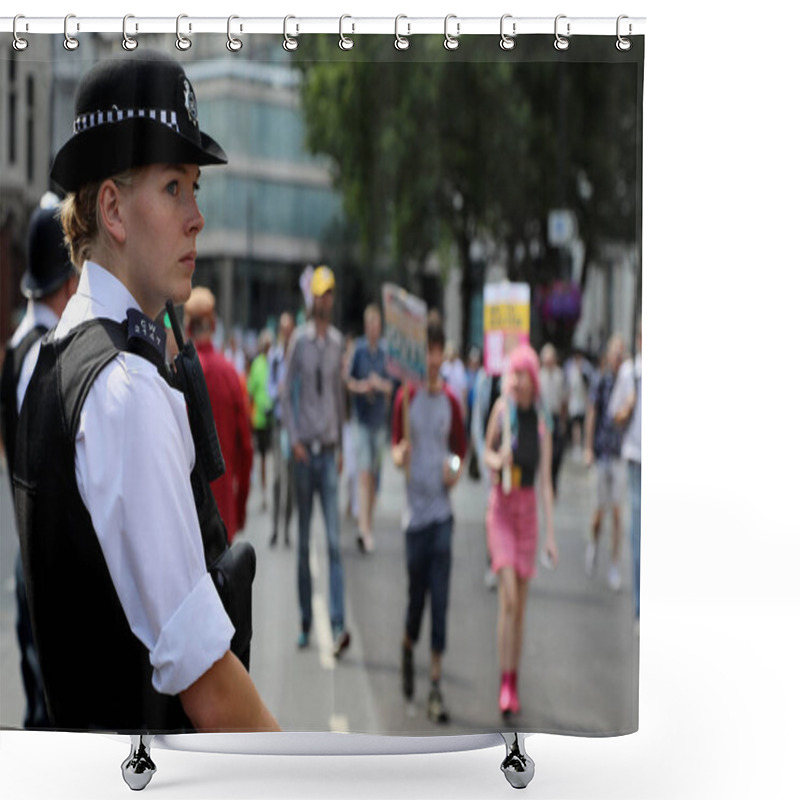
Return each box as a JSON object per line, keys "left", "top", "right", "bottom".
{"left": 554, "top": 14, "right": 570, "bottom": 51}
{"left": 500, "top": 14, "right": 516, "bottom": 50}
{"left": 616, "top": 15, "right": 632, "bottom": 51}
{"left": 395, "top": 14, "right": 410, "bottom": 51}
{"left": 227, "top": 15, "right": 243, "bottom": 52}
{"left": 444, "top": 14, "right": 460, "bottom": 51}
{"left": 339, "top": 14, "right": 354, "bottom": 50}
{"left": 176, "top": 14, "right": 192, "bottom": 51}
{"left": 283, "top": 16, "right": 299, "bottom": 51}
{"left": 122, "top": 15, "right": 138, "bottom": 51}
{"left": 63, "top": 14, "right": 79, "bottom": 51}
{"left": 12, "top": 14, "right": 29, "bottom": 51}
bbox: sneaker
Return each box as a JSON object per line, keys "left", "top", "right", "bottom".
{"left": 427, "top": 684, "right": 450, "bottom": 724}
{"left": 401, "top": 645, "right": 414, "bottom": 700}
{"left": 333, "top": 629, "right": 351, "bottom": 659}
{"left": 585, "top": 541, "right": 598, "bottom": 577}
{"left": 499, "top": 678, "right": 513, "bottom": 717}
{"left": 608, "top": 562, "right": 622, "bottom": 592}
{"left": 297, "top": 631, "right": 310, "bottom": 649}
{"left": 509, "top": 672, "right": 520, "bottom": 715}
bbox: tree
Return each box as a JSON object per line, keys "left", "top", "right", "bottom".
{"left": 296, "top": 36, "right": 642, "bottom": 350}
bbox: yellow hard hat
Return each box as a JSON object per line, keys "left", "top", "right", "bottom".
{"left": 311, "top": 265, "right": 335, "bottom": 297}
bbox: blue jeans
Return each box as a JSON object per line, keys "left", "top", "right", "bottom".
{"left": 405, "top": 516, "right": 453, "bottom": 653}
{"left": 295, "top": 449, "right": 345, "bottom": 634}
{"left": 628, "top": 460, "right": 641, "bottom": 620}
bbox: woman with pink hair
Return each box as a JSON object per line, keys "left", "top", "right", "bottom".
{"left": 483, "top": 343, "right": 558, "bottom": 717}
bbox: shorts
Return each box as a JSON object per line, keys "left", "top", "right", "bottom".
{"left": 486, "top": 485, "right": 538, "bottom": 580}
{"left": 595, "top": 456, "right": 626, "bottom": 508}
{"left": 254, "top": 426, "right": 272, "bottom": 457}
{"left": 356, "top": 422, "right": 385, "bottom": 476}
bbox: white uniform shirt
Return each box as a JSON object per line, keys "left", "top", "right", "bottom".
{"left": 10, "top": 300, "right": 60, "bottom": 412}
{"left": 53, "top": 261, "right": 234, "bottom": 696}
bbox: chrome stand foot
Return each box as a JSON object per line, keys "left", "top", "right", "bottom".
{"left": 121, "top": 735, "right": 156, "bottom": 791}
{"left": 500, "top": 732, "right": 535, "bottom": 789}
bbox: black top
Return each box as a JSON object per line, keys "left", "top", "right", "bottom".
{"left": 513, "top": 404, "right": 540, "bottom": 488}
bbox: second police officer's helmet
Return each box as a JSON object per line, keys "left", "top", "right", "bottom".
{"left": 50, "top": 50, "right": 227, "bottom": 194}
{"left": 21, "top": 194, "right": 76, "bottom": 299}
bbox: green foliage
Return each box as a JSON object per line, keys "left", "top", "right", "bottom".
{"left": 295, "top": 36, "right": 642, "bottom": 339}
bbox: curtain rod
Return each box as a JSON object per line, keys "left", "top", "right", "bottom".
{"left": 1, "top": 15, "right": 646, "bottom": 38}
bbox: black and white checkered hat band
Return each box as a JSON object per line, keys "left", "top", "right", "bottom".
{"left": 73, "top": 107, "right": 180, "bottom": 135}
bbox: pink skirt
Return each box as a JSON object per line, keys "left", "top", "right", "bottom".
{"left": 486, "top": 485, "right": 538, "bottom": 579}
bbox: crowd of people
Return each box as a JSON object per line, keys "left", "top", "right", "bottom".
{"left": 0, "top": 50, "right": 641, "bottom": 738}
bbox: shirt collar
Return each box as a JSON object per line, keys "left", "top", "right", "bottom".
{"left": 56, "top": 260, "right": 144, "bottom": 339}
{"left": 77, "top": 260, "right": 143, "bottom": 321}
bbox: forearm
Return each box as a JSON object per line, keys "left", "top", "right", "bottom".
{"left": 483, "top": 445, "right": 504, "bottom": 473}
{"left": 180, "top": 650, "right": 280, "bottom": 732}
{"left": 391, "top": 442, "right": 406, "bottom": 468}
{"left": 541, "top": 479, "right": 556, "bottom": 541}
{"left": 347, "top": 377, "right": 367, "bottom": 395}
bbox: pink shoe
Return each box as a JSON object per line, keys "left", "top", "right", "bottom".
{"left": 509, "top": 672, "right": 521, "bottom": 715}
{"left": 499, "top": 674, "right": 513, "bottom": 715}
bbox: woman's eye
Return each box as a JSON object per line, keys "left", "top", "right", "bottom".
{"left": 166, "top": 181, "right": 179, "bottom": 196}
{"left": 193, "top": 183, "right": 201, "bottom": 197}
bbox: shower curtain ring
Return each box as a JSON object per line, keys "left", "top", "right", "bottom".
{"left": 395, "top": 15, "right": 410, "bottom": 51}
{"left": 444, "top": 14, "right": 460, "bottom": 51}
{"left": 176, "top": 14, "right": 192, "bottom": 51}
{"left": 12, "top": 14, "right": 29, "bottom": 51}
{"left": 339, "top": 14, "right": 355, "bottom": 50}
{"left": 500, "top": 14, "right": 516, "bottom": 50}
{"left": 227, "top": 15, "right": 243, "bottom": 52}
{"left": 283, "top": 15, "right": 299, "bottom": 51}
{"left": 122, "top": 15, "right": 138, "bottom": 51}
{"left": 616, "top": 15, "right": 632, "bottom": 51}
{"left": 63, "top": 14, "right": 79, "bottom": 51}
{"left": 554, "top": 14, "right": 570, "bottom": 51}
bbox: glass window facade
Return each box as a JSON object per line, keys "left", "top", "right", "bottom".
{"left": 201, "top": 175, "right": 342, "bottom": 241}
{"left": 202, "top": 97, "right": 322, "bottom": 167}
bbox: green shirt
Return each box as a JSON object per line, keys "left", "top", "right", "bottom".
{"left": 247, "top": 353, "right": 273, "bottom": 430}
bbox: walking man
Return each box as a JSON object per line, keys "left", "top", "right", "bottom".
{"left": 268, "top": 311, "right": 295, "bottom": 546}
{"left": 281, "top": 266, "right": 350, "bottom": 657}
{"left": 584, "top": 334, "right": 627, "bottom": 591}
{"left": 184, "top": 286, "right": 254, "bottom": 540}
{"left": 347, "top": 304, "right": 392, "bottom": 553}
{"left": 391, "top": 314, "right": 467, "bottom": 722}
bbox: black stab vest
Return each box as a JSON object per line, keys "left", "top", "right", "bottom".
{"left": 13, "top": 318, "right": 193, "bottom": 733}
{"left": 0, "top": 324, "right": 47, "bottom": 475}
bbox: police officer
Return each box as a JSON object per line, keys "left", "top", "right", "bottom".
{"left": 0, "top": 196, "right": 78, "bottom": 728}
{"left": 13, "top": 51, "right": 279, "bottom": 733}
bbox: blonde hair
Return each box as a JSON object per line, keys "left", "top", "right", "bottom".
{"left": 59, "top": 170, "right": 138, "bottom": 268}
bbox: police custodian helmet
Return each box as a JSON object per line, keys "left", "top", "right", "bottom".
{"left": 50, "top": 50, "right": 227, "bottom": 194}
{"left": 21, "top": 196, "right": 75, "bottom": 299}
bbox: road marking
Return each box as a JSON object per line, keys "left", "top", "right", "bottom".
{"left": 328, "top": 713, "right": 349, "bottom": 732}
{"left": 310, "top": 530, "right": 335, "bottom": 670}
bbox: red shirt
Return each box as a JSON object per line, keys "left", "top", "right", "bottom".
{"left": 194, "top": 340, "right": 253, "bottom": 541}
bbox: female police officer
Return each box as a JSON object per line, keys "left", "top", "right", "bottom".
{"left": 13, "top": 51, "right": 279, "bottom": 734}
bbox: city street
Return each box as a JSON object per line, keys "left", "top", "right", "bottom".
{"left": 0, "top": 446, "right": 638, "bottom": 737}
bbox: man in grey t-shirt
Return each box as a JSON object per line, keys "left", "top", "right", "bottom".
{"left": 391, "top": 314, "right": 467, "bottom": 723}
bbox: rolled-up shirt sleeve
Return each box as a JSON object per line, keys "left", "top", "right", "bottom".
{"left": 75, "top": 353, "right": 234, "bottom": 696}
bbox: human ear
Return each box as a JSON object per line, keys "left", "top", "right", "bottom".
{"left": 97, "top": 179, "right": 127, "bottom": 245}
